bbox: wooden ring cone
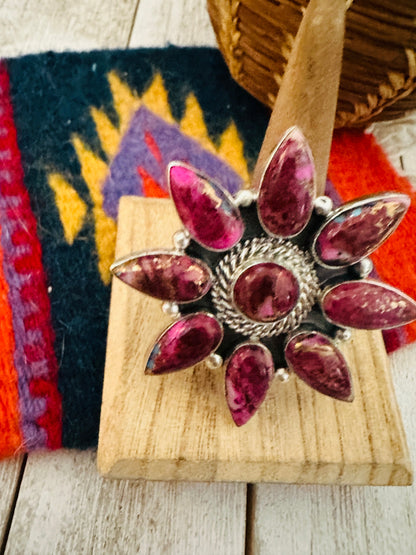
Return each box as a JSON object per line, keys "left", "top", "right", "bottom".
{"left": 98, "top": 0, "right": 412, "bottom": 484}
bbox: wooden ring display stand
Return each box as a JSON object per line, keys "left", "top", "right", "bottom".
{"left": 97, "top": 0, "right": 412, "bottom": 484}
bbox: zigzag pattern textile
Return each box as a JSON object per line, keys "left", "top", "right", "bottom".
{"left": 0, "top": 47, "right": 414, "bottom": 458}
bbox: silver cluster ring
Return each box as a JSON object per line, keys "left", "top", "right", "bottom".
{"left": 211, "top": 237, "right": 320, "bottom": 338}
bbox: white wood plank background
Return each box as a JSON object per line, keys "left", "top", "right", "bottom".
{"left": 251, "top": 344, "right": 416, "bottom": 555}
{"left": 129, "top": 0, "right": 216, "bottom": 47}
{"left": 5, "top": 450, "right": 246, "bottom": 555}
{"left": 0, "top": 1, "right": 247, "bottom": 554}
{"left": 0, "top": 457, "right": 24, "bottom": 549}
{"left": 0, "top": 0, "right": 139, "bottom": 57}
{"left": 1, "top": 0, "right": 416, "bottom": 553}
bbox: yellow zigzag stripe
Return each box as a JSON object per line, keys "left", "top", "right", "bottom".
{"left": 48, "top": 174, "right": 88, "bottom": 245}
{"left": 141, "top": 73, "right": 174, "bottom": 122}
{"left": 108, "top": 71, "right": 140, "bottom": 136}
{"left": 180, "top": 94, "right": 215, "bottom": 153}
{"left": 180, "top": 94, "right": 249, "bottom": 183}
{"left": 218, "top": 123, "right": 250, "bottom": 185}
{"left": 47, "top": 71, "right": 251, "bottom": 288}
{"left": 108, "top": 72, "right": 250, "bottom": 183}
{"left": 90, "top": 107, "right": 121, "bottom": 160}
{"left": 72, "top": 136, "right": 117, "bottom": 285}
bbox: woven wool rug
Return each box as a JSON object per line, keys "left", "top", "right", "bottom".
{"left": 0, "top": 47, "right": 415, "bottom": 459}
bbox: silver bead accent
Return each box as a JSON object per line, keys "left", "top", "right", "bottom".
{"left": 275, "top": 367, "right": 290, "bottom": 382}
{"left": 314, "top": 196, "right": 333, "bottom": 216}
{"left": 206, "top": 353, "right": 223, "bottom": 369}
{"left": 357, "top": 257, "right": 373, "bottom": 278}
{"left": 335, "top": 328, "right": 352, "bottom": 342}
{"left": 162, "top": 302, "right": 180, "bottom": 317}
{"left": 211, "top": 237, "right": 320, "bottom": 338}
{"left": 234, "top": 189, "right": 258, "bottom": 207}
{"left": 173, "top": 229, "right": 191, "bottom": 251}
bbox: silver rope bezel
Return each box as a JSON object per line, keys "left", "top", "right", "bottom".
{"left": 211, "top": 237, "right": 320, "bottom": 338}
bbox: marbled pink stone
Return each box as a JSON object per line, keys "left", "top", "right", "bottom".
{"left": 315, "top": 194, "right": 410, "bottom": 266}
{"left": 146, "top": 313, "right": 223, "bottom": 374}
{"left": 169, "top": 163, "right": 244, "bottom": 251}
{"left": 112, "top": 252, "right": 212, "bottom": 302}
{"left": 285, "top": 331, "right": 353, "bottom": 402}
{"left": 257, "top": 127, "right": 315, "bottom": 237}
{"left": 233, "top": 262, "right": 299, "bottom": 322}
{"left": 322, "top": 280, "right": 416, "bottom": 330}
{"left": 225, "top": 343, "right": 275, "bottom": 426}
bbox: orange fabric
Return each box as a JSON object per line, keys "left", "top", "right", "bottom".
{"left": 138, "top": 167, "right": 169, "bottom": 198}
{"left": 0, "top": 228, "right": 22, "bottom": 457}
{"left": 329, "top": 130, "right": 416, "bottom": 342}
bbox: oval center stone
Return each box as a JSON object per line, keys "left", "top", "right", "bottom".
{"left": 233, "top": 262, "right": 299, "bottom": 322}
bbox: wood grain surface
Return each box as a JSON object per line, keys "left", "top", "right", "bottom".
{"left": 130, "top": 0, "right": 216, "bottom": 47}
{"left": 1, "top": 0, "right": 416, "bottom": 553}
{"left": 0, "top": 457, "right": 24, "bottom": 549}
{"left": 0, "top": 3, "right": 247, "bottom": 553}
{"left": 98, "top": 196, "right": 411, "bottom": 485}
{"left": 252, "top": 0, "right": 345, "bottom": 194}
{"left": 0, "top": 0, "right": 140, "bottom": 57}
{"left": 5, "top": 450, "right": 246, "bottom": 555}
{"left": 250, "top": 343, "right": 416, "bottom": 554}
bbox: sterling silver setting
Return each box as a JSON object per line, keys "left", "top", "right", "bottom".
{"left": 111, "top": 127, "right": 414, "bottom": 425}
{"left": 211, "top": 236, "right": 320, "bottom": 338}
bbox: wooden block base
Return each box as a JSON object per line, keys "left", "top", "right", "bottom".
{"left": 97, "top": 197, "right": 412, "bottom": 485}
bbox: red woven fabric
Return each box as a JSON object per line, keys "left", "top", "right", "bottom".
{"left": 0, "top": 61, "right": 62, "bottom": 451}
{"left": 329, "top": 129, "right": 416, "bottom": 344}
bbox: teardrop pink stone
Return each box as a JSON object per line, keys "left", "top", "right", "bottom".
{"left": 233, "top": 262, "right": 299, "bottom": 322}
{"left": 112, "top": 252, "right": 212, "bottom": 302}
{"left": 314, "top": 194, "right": 410, "bottom": 267}
{"left": 225, "top": 343, "right": 275, "bottom": 426}
{"left": 169, "top": 163, "right": 244, "bottom": 250}
{"left": 257, "top": 127, "right": 315, "bottom": 237}
{"left": 322, "top": 280, "right": 416, "bottom": 330}
{"left": 285, "top": 331, "right": 353, "bottom": 402}
{"left": 146, "top": 313, "right": 223, "bottom": 375}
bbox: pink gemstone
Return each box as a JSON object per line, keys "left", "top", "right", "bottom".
{"left": 233, "top": 262, "right": 299, "bottom": 322}
{"left": 314, "top": 193, "right": 410, "bottom": 267}
{"left": 225, "top": 343, "right": 275, "bottom": 426}
{"left": 168, "top": 163, "right": 244, "bottom": 251}
{"left": 322, "top": 280, "right": 416, "bottom": 330}
{"left": 111, "top": 252, "right": 212, "bottom": 302}
{"left": 257, "top": 127, "right": 315, "bottom": 237}
{"left": 285, "top": 331, "right": 353, "bottom": 402}
{"left": 146, "top": 313, "right": 223, "bottom": 374}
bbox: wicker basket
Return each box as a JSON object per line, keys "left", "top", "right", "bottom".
{"left": 207, "top": 0, "right": 416, "bottom": 127}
